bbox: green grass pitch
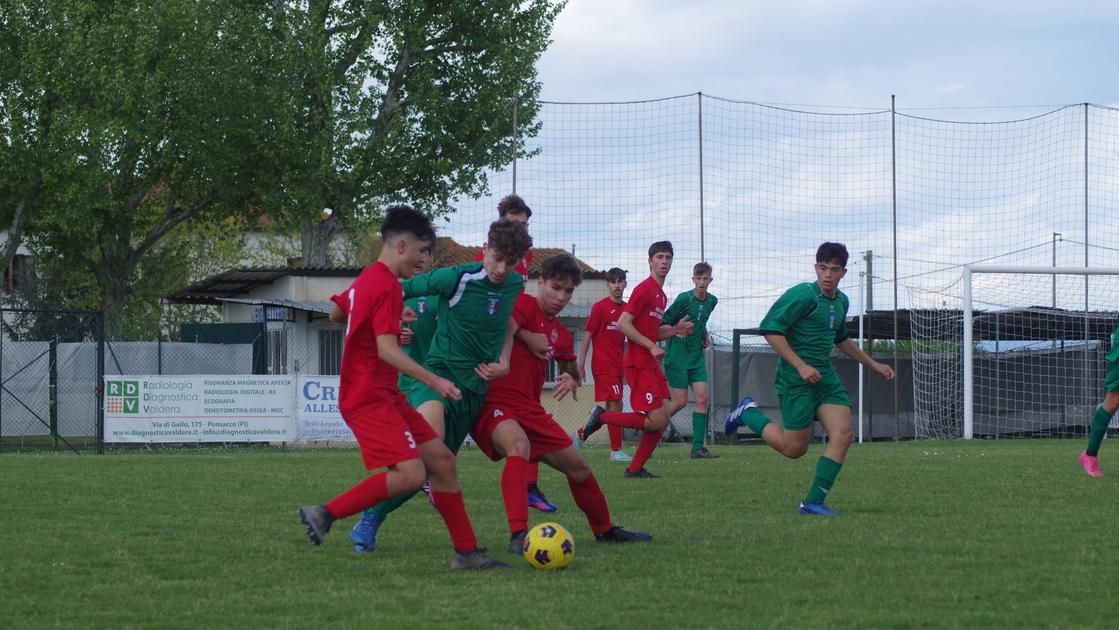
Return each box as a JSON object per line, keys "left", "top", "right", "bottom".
{"left": 3, "top": 440, "right": 1119, "bottom": 628}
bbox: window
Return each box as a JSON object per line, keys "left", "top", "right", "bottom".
{"left": 318, "top": 329, "right": 343, "bottom": 375}
{"left": 268, "top": 329, "right": 287, "bottom": 374}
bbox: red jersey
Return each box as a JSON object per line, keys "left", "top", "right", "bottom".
{"left": 585, "top": 297, "right": 626, "bottom": 375}
{"left": 331, "top": 262, "right": 403, "bottom": 415}
{"left": 622, "top": 276, "right": 667, "bottom": 369}
{"left": 486, "top": 293, "right": 576, "bottom": 405}
{"left": 473, "top": 247, "right": 532, "bottom": 291}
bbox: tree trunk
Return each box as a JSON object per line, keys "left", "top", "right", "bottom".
{"left": 92, "top": 262, "right": 133, "bottom": 340}
{"left": 1, "top": 188, "right": 37, "bottom": 284}
{"left": 300, "top": 212, "right": 342, "bottom": 267}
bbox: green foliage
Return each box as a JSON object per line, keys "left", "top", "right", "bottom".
{"left": 2, "top": 442, "right": 1118, "bottom": 627}
{"left": 265, "top": 0, "right": 564, "bottom": 264}
{"left": 2, "top": 1, "right": 286, "bottom": 337}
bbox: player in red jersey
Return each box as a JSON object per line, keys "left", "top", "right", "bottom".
{"left": 580, "top": 241, "right": 692, "bottom": 478}
{"left": 470, "top": 194, "right": 556, "bottom": 512}
{"left": 298, "top": 205, "right": 509, "bottom": 570}
{"left": 471, "top": 254, "right": 653, "bottom": 552}
{"left": 576, "top": 267, "right": 632, "bottom": 461}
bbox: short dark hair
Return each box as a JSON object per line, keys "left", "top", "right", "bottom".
{"left": 693, "top": 262, "right": 712, "bottom": 276}
{"left": 486, "top": 218, "right": 533, "bottom": 263}
{"left": 816, "top": 242, "right": 849, "bottom": 267}
{"left": 648, "top": 241, "right": 673, "bottom": 258}
{"left": 497, "top": 194, "right": 532, "bottom": 219}
{"left": 381, "top": 204, "right": 435, "bottom": 243}
{"left": 540, "top": 253, "right": 583, "bottom": 287}
{"left": 605, "top": 267, "right": 627, "bottom": 283}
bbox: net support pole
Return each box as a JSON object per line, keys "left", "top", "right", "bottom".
{"left": 891, "top": 95, "right": 900, "bottom": 441}
{"left": 511, "top": 94, "right": 519, "bottom": 194}
{"left": 1084, "top": 103, "right": 1090, "bottom": 417}
{"left": 857, "top": 271, "right": 865, "bottom": 444}
{"left": 962, "top": 267, "right": 974, "bottom": 439}
{"left": 697, "top": 92, "right": 705, "bottom": 262}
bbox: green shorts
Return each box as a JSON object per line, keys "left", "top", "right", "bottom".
{"left": 665, "top": 363, "right": 708, "bottom": 390}
{"left": 776, "top": 372, "right": 851, "bottom": 431}
{"left": 1106, "top": 357, "right": 1119, "bottom": 392}
{"left": 407, "top": 379, "right": 487, "bottom": 453}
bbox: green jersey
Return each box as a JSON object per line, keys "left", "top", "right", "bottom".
{"left": 758, "top": 282, "right": 849, "bottom": 387}
{"left": 663, "top": 290, "right": 718, "bottom": 370}
{"left": 400, "top": 262, "right": 522, "bottom": 394}
{"left": 397, "top": 294, "right": 440, "bottom": 392}
{"left": 1107, "top": 315, "right": 1119, "bottom": 364}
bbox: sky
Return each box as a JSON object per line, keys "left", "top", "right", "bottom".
{"left": 535, "top": 0, "right": 1119, "bottom": 111}
{"left": 445, "top": 1, "right": 1119, "bottom": 341}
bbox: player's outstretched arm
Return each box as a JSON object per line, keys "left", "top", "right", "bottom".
{"left": 657, "top": 314, "right": 692, "bottom": 340}
{"left": 617, "top": 311, "right": 664, "bottom": 361}
{"left": 475, "top": 316, "right": 517, "bottom": 382}
{"left": 552, "top": 360, "right": 581, "bottom": 401}
{"left": 836, "top": 339, "right": 895, "bottom": 380}
{"left": 376, "top": 334, "right": 462, "bottom": 401}
{"left": 763, "top": 333, "right": 820, "bottom": 384}
{"left": 575, "top": 333, "right": 593, "bottom": 382}
{"left": 516, "top": 327, "right": 550, "bottom": 360}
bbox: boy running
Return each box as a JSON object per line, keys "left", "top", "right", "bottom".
{"left": 580, "top": 241, "right": 693, "bottom": 478}
{"left": 1078, "top": 314, "right": 1119, "bottom": 477}
{"left": 663, "top": 262, "right": 719, "bottom": 459}
{"left": 576, "top": 267, "right": 632, "bottom": 462}
{"left": 349, "top": 218, "right": 532, "bottom": 554}
{"left": 297, "top": 205, "right": 504, "bottom": 570}
{"left": 724, "top": 242, "right": 894, "bottom": 515}
{"left": 473, "top": 254, "right": 653, "bottom": 552}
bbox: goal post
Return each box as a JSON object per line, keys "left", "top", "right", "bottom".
{"left": 961, "top": 266, "right": 1119, "bottom": 439}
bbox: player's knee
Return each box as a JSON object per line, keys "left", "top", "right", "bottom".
{"left": 566, "top": 457, "right": 592, "bottom": 482}
{"left": 1104, "top": 391, "right": 1119, "bottom": 413}
{"left": 508, "top": 436, "right": 531, "bottom": 459}
{"left": 426, "top": 448, "right": 457, "bottom": 480}
{"left": 784, "top": 443, "right": 809, "bottom": 459}
{"left": 694, "top": 393, "right": 709, "bottom": 410}
{"left": 832, "top": 426, "right": 854, "bottom": 447}
{"left": 647, "top": 414, "right": 669, "bottom": 432}
{"left": 398, "top": 465, "right": 427, "bottom": 492}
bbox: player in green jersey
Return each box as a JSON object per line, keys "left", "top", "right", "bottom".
{"left": 724, "top": 242, "right": 894, "bottom": 515}
{"left": 350, "top": 218, "right": 531, "bottom": 553}
{"left": 663, "top": 262, "right": 720, "bottom": 459}
{"left": 1078, "top": 316, "right": 1119, "bottom": 477}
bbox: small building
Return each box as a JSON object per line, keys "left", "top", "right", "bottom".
{"left": 163, "top": 239, "right": 607, "bottom": 377}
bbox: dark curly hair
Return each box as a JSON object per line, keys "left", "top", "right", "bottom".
{"left": 497, "top": 194, "right": 532, "bottom": 219}
{"left": 486, "top": 218, "right": 533, "bottom": 263}
{"left": 540, "top": 253, "right": 583, "bottom": 287}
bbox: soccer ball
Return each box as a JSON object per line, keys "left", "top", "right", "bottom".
{"left": 522, "top": 522, "right": 574, "bottom": 571}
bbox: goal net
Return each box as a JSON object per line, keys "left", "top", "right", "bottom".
{"left": 910, "top": 266, "right": 1119, "bottom": 439}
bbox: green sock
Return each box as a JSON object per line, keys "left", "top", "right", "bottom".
{"left": 363, "top": 490, "right": 417, "bottom": 520}
{"left": 742, "top": 407, "right": 772, "bottom": 435}
{"left": 1087, "top": 405, "right": 1113, "bottom": 456}
{"left": 803, "top": 456, "right": 842, "bottom": 505}
{"left": 691, "top": 412, "right": 707, "bottom": 451}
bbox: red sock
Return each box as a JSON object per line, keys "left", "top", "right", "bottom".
{"left": 608, "top": 425, "right": 623, "bottom": 451}
{"left": 567, "top": 473, "right": 613, "bottom": 535}
{"left": 525, "top": 460, "right": 539, "bottom": 485}
{"left": 431, "top": 491, "right": 478, "bottom": 553}
{"left": 324, "top": 472, "right": 389, "bottom": 520}
{"left": 502, "top": 456, "right": 530, "bottom": 533}
{"left": 627, "top": 429, "right": 664, "bottom": 473}
{"left": 602, "top": 411, "right": 647, "bottom": 430}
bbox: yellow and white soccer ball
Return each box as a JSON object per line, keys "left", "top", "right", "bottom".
{"left": 522, "top": 522, "right": 574, "bottom": 571}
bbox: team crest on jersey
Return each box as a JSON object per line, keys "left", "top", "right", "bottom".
{"left": 416, "top": 299, "right": 426, "bottom": 314}
{"left": 486, "top": 294, "right": 500, "bottom": 316}
{"left": 493, "top": 408, "right": 504, "bottom": 418}
{"left": 828, "top": 305, "right": 836, "bottom": 330}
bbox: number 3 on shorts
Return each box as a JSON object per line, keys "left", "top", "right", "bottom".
{"left": 404, "top": 430, "right": 416, "bottom": 449}
{"left": 645, "top": 392, "right": 654, "bottom": 404}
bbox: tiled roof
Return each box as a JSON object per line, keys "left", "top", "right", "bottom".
{"left": 433, "top": 237, "right": 603, "bottom": 278}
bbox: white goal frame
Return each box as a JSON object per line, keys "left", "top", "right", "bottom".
{"left": 962, "top": 266, "right": 1119, "bottom": 439}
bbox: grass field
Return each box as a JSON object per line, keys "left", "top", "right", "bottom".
{"left": 4, "top": 440, "right": 1119, "bottom": 628}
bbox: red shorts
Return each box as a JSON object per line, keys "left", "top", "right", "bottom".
{"left": 472, "top": 399, "right": 574, "bottom": 462}
{"left": 624, "top": 365, "right": 669, "bottom": 413}
{"left": 344, "top": 391, "right": 439, "bottom": 470}
{"left": 592, "top": 369, "right": 624, "bottom": 402}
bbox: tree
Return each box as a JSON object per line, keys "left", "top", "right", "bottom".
{"left": 2, "top": 1, "right": 287, "bottom": 338}
{"left": 266, "top": 0, "right": 563, "bottom": 266}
